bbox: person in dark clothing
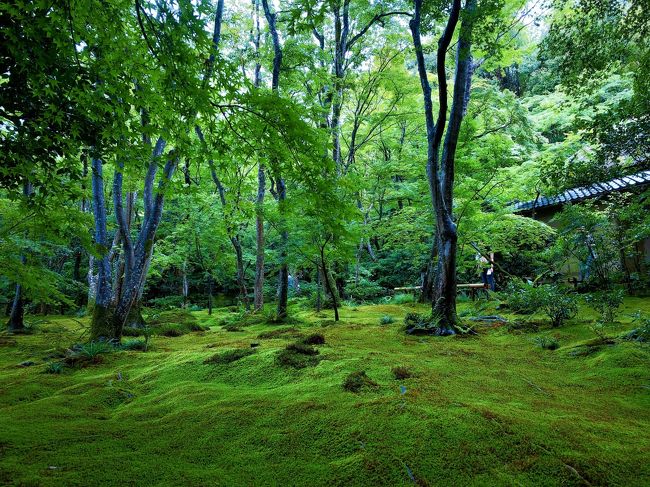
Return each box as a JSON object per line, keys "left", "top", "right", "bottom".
{"left": 477, "top": 247, "right": 496, "bottom": 291}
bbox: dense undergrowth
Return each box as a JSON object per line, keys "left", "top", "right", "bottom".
{"left": 1, "top": 298, "right": 649, "bottom": 486}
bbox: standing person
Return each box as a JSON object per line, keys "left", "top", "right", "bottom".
{"left": 477, "top": 247, "right": 496, "bottom": 291}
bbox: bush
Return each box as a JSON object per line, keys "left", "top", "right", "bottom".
{"left": 342, "top": 371, "right": 378, "bottom": 392}
{"left": 403, "top": 312, "right": 435, "bottom": 334}
{"left": 379, "top": 315, "right": 394, "bottom": 325}
{"left": 302, "top": 333, "right": 325, "bottom": 345}
{"left": 146, "top": 295, "right": 186, "bottom": 309}
{"left": 624, "top": 314, "right": 650, "bottom": 342}
{"left": 540, "top": 285, "right": 578, "bottom": 327}
{"left": 346, "top": 279, "right": 388, "bottom": 302}
{"left": 204, "top": 348, "right": 255, "bottom": 365}
{"left": 534, "top": 336, "right": 560, "bottom": 350}
{"left": 391, "top": 366, "right": 412, "bottom": 380}
{"left": 584, "top": 289, "right": 624, "bottom": 323}
{"left": 503, "top": 280, "right": 545, "bottom": 315}
{"left": 148, "top": 309, "right": 207, "bottom": 336}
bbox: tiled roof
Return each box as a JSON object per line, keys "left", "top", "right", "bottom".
{"left": 513, "top": 170, "right": 650, "bottom": 213}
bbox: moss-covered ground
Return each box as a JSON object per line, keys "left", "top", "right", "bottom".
{"left": 1, "top": 298, "right": 649, "bottom": 486}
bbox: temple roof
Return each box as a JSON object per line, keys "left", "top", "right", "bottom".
{"left": 512, "top": 170, "right": 650, "bottom": 213}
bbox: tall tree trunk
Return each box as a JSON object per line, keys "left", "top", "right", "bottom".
{"left": 7, "top": 280, "right": 24, "bottom": 332}
{"left": 254, "top": 164, "right": 265, "bottom": 311}
{"left": 252, "top": 0, "right": 265, "bottom": 312}
{"left": 90, "top": 157, "right": 115, "bottom": 340}
{"left": 262, "top": 0, "right": 289, "bottom": 320}
{"left": 410, "top": 0, "right": 475, "bottom": 332}
{"left": 320, "top": 245, "right": 339, "bottom": 321}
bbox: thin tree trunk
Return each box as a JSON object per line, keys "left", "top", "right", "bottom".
{"left": 254, "top": 164, "right": 265, "bottom": 311}
{"left": 320, "top": 246, "right": 339, "bottom": 321}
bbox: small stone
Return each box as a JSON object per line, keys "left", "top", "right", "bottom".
{"left": 250, "top": 342, "right": 260, "bottom": 348}
{"left": 19, "top": 361, "right": 35, "bottom": 367}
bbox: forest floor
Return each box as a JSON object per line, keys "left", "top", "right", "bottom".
{"left": 0, "top": 297, "right": 649, "bottom": 486}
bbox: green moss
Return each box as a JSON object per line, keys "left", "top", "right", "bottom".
{"left": 0, "top": 299, "right": 649, "bottom": 485}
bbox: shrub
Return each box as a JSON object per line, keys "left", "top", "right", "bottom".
{"left": 391, "top": 366, "right": 412, "bottom": 380}
{"left": 342, "top": 371, "right": 378, "bottom": 392}
{"left": 204, "top": 348, "right": 255, "bottom": 365}
{"left": 302, "top": 333, "right": 325, "bottom": 345}
{"left": 222, "top": 323, "right": 243, "bottom": 332}
{"left": 624, "top": 315, "right": 650, "bottom": 342}
{"left": 503, "top": 280, "right": 545, "bottom": 315}
{"left": 584, "top": 289, "right": 624, "bottom": 323}
{"left": 146, "top": 295, "right": 186, "bottom": 309}
{"left": 148, "top": 309, "right": 198, "bottom": 328}
{"left": 403, "top": 312, "right": 435, "bottom": 334}
{"left": 540, "top": 285, "right": 578, "bottom": 327}
{"left": 534, "top": 336, "right": 560, "bottom": 350}
{"left": 346, "top": 279, "right": 388, "bottom": 302}
{"left": 379, "top": 315, "right": 394, "bottom": 326}
{"left": 45, "top": 361, "right": 64, "bottom": 374}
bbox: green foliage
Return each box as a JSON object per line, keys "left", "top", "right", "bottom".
{"left": 342, "top": 371, "right": 378, "bottom": 393}
{"left": 121, "top": 339, "right": 149, "bottom": 352}
{"left": 503, "top": 280, "right": 546, "bottom": 315}
{"left": 44, "top": 361, "right": 65, "bottom": 374}
{"left": 540, "top": 286, "right": 579, "bottom": 328}
{"left": 390, "top": 294, "right": 416, "bottom": 305}
{"left": 534, "top": 336, "right": 560, "bottom": 350}
{"left": 585, "top": 289, "right": 625, "bottom": 324}
{"left": 345, "top": 279, "right": 388, "bottom": 303}
{"left": 403, "top": 312, "right": 435, "bottom": 335}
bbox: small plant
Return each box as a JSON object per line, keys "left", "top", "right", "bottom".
{"left": 65, "top": 340, "right": 114, "bottom": 367}
{"left": 204, "top": 348, "right": 255, "bottom": 365}
{"left": 533, "top": 336, "right": 560, "bottom": 350}
{"left": 302, "top": 333, "right": 325, "bottom": 345}
{"left": 45, "top": 361, "right": 64, "bottom": 374}
{"left": 342, "top": 371, "right": 378, "bottom": 392}
{"left": 379, "top": 315, "right": 394, "bottom": 326}
{"left": 624, "top": 314, "right": 650, "bottom": 342}
{"left": 584, "top": 289, "right": 624, "bottom": 324}
{"left": 403, "top": 312, "right": 435, "bottom": 334}
{"left": 391, "top": 366, "right": 412, "bottom": 380}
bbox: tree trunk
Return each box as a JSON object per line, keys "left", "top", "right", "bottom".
{"left": 207, "top": 275, "right": 214, "bottom": 315}
{"left": 410, "top": 0, "right": 475, "bottom": 333}
{"left": 276, "top": 178, "right": 289, "bottom": 319}
{"left": 320, "top": 247, "right": 339, "bottom": 322}
{"left": 232, "top": 236, "right": 249, "bottom": 309}
{"left": 7, "top": 282, "right": 25, "bottom": 332}
{"left": 254, "top": 164, "right": 265, "bottom": 311}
